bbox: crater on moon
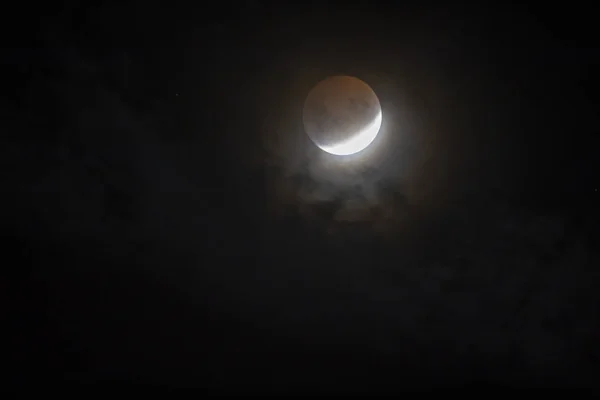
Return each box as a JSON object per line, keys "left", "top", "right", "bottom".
{"left": 303, "top": 75, "right": 382, "bottom": 156}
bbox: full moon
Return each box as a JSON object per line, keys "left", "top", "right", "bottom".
{"left": 303, "top": 75, "right": 382, "bottom": 156}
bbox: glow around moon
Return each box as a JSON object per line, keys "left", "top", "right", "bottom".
{"left": 303, "top": 76, "right": 382, "bottom": 156}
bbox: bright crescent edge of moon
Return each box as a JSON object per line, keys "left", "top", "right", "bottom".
{"left": 319, "top": 110, "right": 383, "bottom": 156}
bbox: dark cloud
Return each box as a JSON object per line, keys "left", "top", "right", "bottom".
{"left": 5, "top": 3, "right": 599, "bottom": 390}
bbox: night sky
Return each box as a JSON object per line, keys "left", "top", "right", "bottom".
{"left": 5, "top": 2, "right": 599, "bottom": 391}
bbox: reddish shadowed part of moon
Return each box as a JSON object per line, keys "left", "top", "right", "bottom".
{"left": 303, "top": 75, "right": 382, "bottom": 156}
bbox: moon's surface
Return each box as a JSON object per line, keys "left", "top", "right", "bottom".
{"left": 303, "top": 75, "right": 382, "bottom": 156}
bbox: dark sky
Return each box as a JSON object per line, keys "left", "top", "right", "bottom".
{"left": 4, "top": 2, "right": 599, "bottom": 391}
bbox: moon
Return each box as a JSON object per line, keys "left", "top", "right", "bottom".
{"left": 303, "top": 75, "right": 382, "bottom": 156}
